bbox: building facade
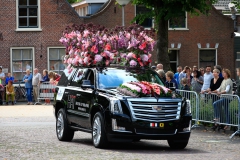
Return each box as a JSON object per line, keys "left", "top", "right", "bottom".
{"left": 0, "top": 0, "right": 83, "bottom": 80}
{"left": 80, "top": 0, "right": 237, "bottom": 74}
{"left": 0, "top": 0, "right": 238, "bottom": 79}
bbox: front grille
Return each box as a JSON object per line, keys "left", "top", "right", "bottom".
{"left": 127, "top": 98, "right": 181, "bottom": 122}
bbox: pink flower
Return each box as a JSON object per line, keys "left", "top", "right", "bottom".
{"left": 91, "top": 45, "right": 98, "bottom": 54}
{"left": 69, "top": 49, "right": 74, "bottom": 55}
{"left": 129, "top": 60, "right": 137, "bottom": 66}
{"left": 120, "top": 53, "right": 127, "bottom": 58}
{"left": 141, "top": 54, "right": 149, "bottom": 62}
{"left": 83, "top": 57, "right": 88, "bottom": 64}
{"left": 94, "top": 55, "right": 103, "bottom": 62}
{"left": 127, "top": 52, "right": 133, "bottom": 59}
{"left": 126, "top": 33, "right": 131, "bottom": 39}
{"left": 83, "top": 30, "right": 90, "bottom": 37}
{"left": 79, "top": 58, "right": 83, "bottom": 64}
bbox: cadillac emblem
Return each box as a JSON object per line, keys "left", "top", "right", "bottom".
{"left": 152, "top": 106, "right": 163, "bottom": 111}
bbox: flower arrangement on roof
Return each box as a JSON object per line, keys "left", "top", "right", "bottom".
{"left": 116, "top": 81, "right": 172, "bottom": 97}
{"left": 59, "top": 23, "right": 156, "bottom": 70}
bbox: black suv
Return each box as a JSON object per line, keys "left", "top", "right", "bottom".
{"left": 54, "top": 67, "right": 192, "bottom": 149}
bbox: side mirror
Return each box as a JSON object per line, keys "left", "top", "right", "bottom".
{"left": 81, "top": 80, "right": 94, "bottom": 89}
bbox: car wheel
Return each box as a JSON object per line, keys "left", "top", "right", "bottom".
{"left": 92, "top": 112, "right": 108, "bottom": 148}
{"left": 167, "top": 139, "right": 188, "bottom": 149}
{"left": 56, "top": 108, "right": 74, "bottom": 141}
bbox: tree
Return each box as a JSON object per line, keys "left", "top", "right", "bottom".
{"left": 132, "top": 0, "right": 217, "bottom": 71}
{"left": 67, "top": 0, "right": 80, "bottom": 4}
{"left": 232, "top": 0, "right": 240, "bottom": 9}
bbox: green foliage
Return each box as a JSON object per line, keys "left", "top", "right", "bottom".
{"left": 67, "top": 0, "right": 80, "bottom": 4}
{"left": 232, "top": 0, "right": 240, "bottom": 9}
{"left": 131, "top": 0, "right": 217, "bottom": 23}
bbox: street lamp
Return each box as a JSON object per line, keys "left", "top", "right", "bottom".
{"left": 116, "top": 0, "right": 131, "bottom": 26}
{"left": 228, "top": 2, "right": 238, "bottom": 31}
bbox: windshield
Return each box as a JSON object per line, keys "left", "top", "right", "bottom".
{"left": 98, "top": 69, "right": 164, "bottom": 89}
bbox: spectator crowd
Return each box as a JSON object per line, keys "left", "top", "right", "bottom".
{"left": 0, "top": 67, "right": 61, "bottom": 106}
{"left": 155, "top": 64, "right": 240, "bottom": 131}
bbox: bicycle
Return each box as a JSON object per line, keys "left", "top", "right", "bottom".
{"left": 14, "top": 80, "right": 27, "bottom": 102}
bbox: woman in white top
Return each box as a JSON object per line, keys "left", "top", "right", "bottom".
{"left": 212, "top": 69, "right": 233, "bottom": 131}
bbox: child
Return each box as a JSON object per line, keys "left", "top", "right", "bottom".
{"left": 5, "top": 73, "right": 14, "bottom": 85}
{"left": 6, "top": 80, "right": 15, "bottom": 105}
{"left": 181, "top": 78, "right": 190, "bottom": 91}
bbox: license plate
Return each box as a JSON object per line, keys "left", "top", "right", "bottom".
{"left": 150, "top": 123, "right": 164, "bottom": 128}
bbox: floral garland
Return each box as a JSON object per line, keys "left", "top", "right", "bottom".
{"left": 117, "top": 81, "right": 172, "bottom": 97}
{"left": 59, "top": 23, "right": 156, "bottom": 70}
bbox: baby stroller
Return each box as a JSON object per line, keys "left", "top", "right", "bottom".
{"left": 0, "top": 84, "right": 3, "bottom": 105}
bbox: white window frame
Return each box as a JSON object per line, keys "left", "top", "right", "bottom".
{"left": 16, "top": 0, "right": 42, "bottom": 32}
{"left": 47, "top": 47, "right": 66, "bottom": 74}
{"left": 198, "top": 48, "right": 218, "bottom": 68}
{"left": 236, "top": 52, "right": 240, "bottom": 61}
{"left": 10, "top": 47, "right": 35, "bottom": 79}
{"left": 134, "top": 5, "right": 154, "bottom": 29}
{"left": 168, "top": 12, "right": 189, "bottom": 30}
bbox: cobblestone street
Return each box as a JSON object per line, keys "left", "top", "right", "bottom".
{"left": 0, "top": 105, "right": 240, "bottom": 160}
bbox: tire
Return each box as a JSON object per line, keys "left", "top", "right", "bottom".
{"left": 167, "top": 139, "right": 189, "bottom": 149}
{"left": 14, "top": 89, "right": 20, "bottom": 102}
{"left": 92, "top": 112, "right": 108, "bottom": 148}
{"left": 56, "top": 108, "right": 74, "bottom": 141}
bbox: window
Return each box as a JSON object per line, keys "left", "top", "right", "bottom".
{"left": 199, "top": 50, "right": 217, "bottom": 68}
{"left": 135, "top": 5, "right": 153, "bottom": 28}
{"left": 236, "top": 52, "right": 240, "bottom": 72}
{"left": 168, "top": 50, "right": 179, "bottom": 73}
{"left": 169, "top": 12, "right": 187, "bottom": 30}
{"left": 11, "top": 47, "right": 34, "bottom": 80}
{"left": 48, "top": 47, "right": 66, "bottom": 75}
{"left": 16, "top": 0, "right": 41, "bottom": 31}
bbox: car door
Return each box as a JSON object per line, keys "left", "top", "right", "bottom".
{"left": 66, "top": 68, "right": 92, "bottom": 128}
{"left": 73, "top": 69, "right": 95, "bottom": 129}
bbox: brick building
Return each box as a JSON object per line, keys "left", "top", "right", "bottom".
{"left": 0, "top": 0, "right": 83, "bottom": 80}
{"left": 0, "top": 0, "right": 238, "bottom": 79}
{"left": 79, "top": 0, "right": 237, "bottom": 74}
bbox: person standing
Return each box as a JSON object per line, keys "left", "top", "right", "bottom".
{"left": 179, "top": 66, "right": 190, "bottom": 89}
{"left": 199, "top": 67, "right": 205, "bottom": 77}
{"left": 23, "top": 69, "right": 33, "bottom": 105}
{"left": 201, "top": 69, "right": 223, "bottom": 94}
{"left": 191, "top": 66, "right": 198, "bottom": 76}
{"left": 32, "top": 68, "right": 42, "bottom": 103}
{"left": 212, "top": 69, "right": 233, "bottom": 131}
{"left": 174, "top": 65, "right": 182, "bottom": 87}
{"left": 201, "top": 66, "right": 214, "bottom": 92}
{"left": 41, "top": 69, "right": 50, "bottom": 105}
{"left": 156, "top": 63, "right": 164, "bottom": 71}
{"left": 191, "top": 70, "right": 203, "bottom": 93}
{"left": 165, "top": 71, "right": 178, "bottom": 89}
{"left": 214, "top": 65, "right": 223, "bottom": 78}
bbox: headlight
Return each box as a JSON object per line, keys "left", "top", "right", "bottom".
{"left": 110, "top": 99, "right": 123, "bottom": 114}
{"left": 186, "top": 100, "right": 191, "bottom": 114}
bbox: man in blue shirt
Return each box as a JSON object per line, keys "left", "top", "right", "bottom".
{"left": 5, "top": 73, "right": 14, "bottom": 85}
{"left": 174, "top": 65, "right": 182, "bottom": 87}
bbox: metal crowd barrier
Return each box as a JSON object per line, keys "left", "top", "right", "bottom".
{"left": 176, "top": 89, "right": 199, "bottom": 128}
{"left": 36, "top": 82, "right": 56, "bottom": 104}
{"left": 176, "top": 89, "right": 240, "bottom": 139}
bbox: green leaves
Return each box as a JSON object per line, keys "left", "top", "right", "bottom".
{"left": 67, "top": 0, "right": 80, "bottom": 4}
{"left": 132, "top": 0, "right": 216, "bottom": 23}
